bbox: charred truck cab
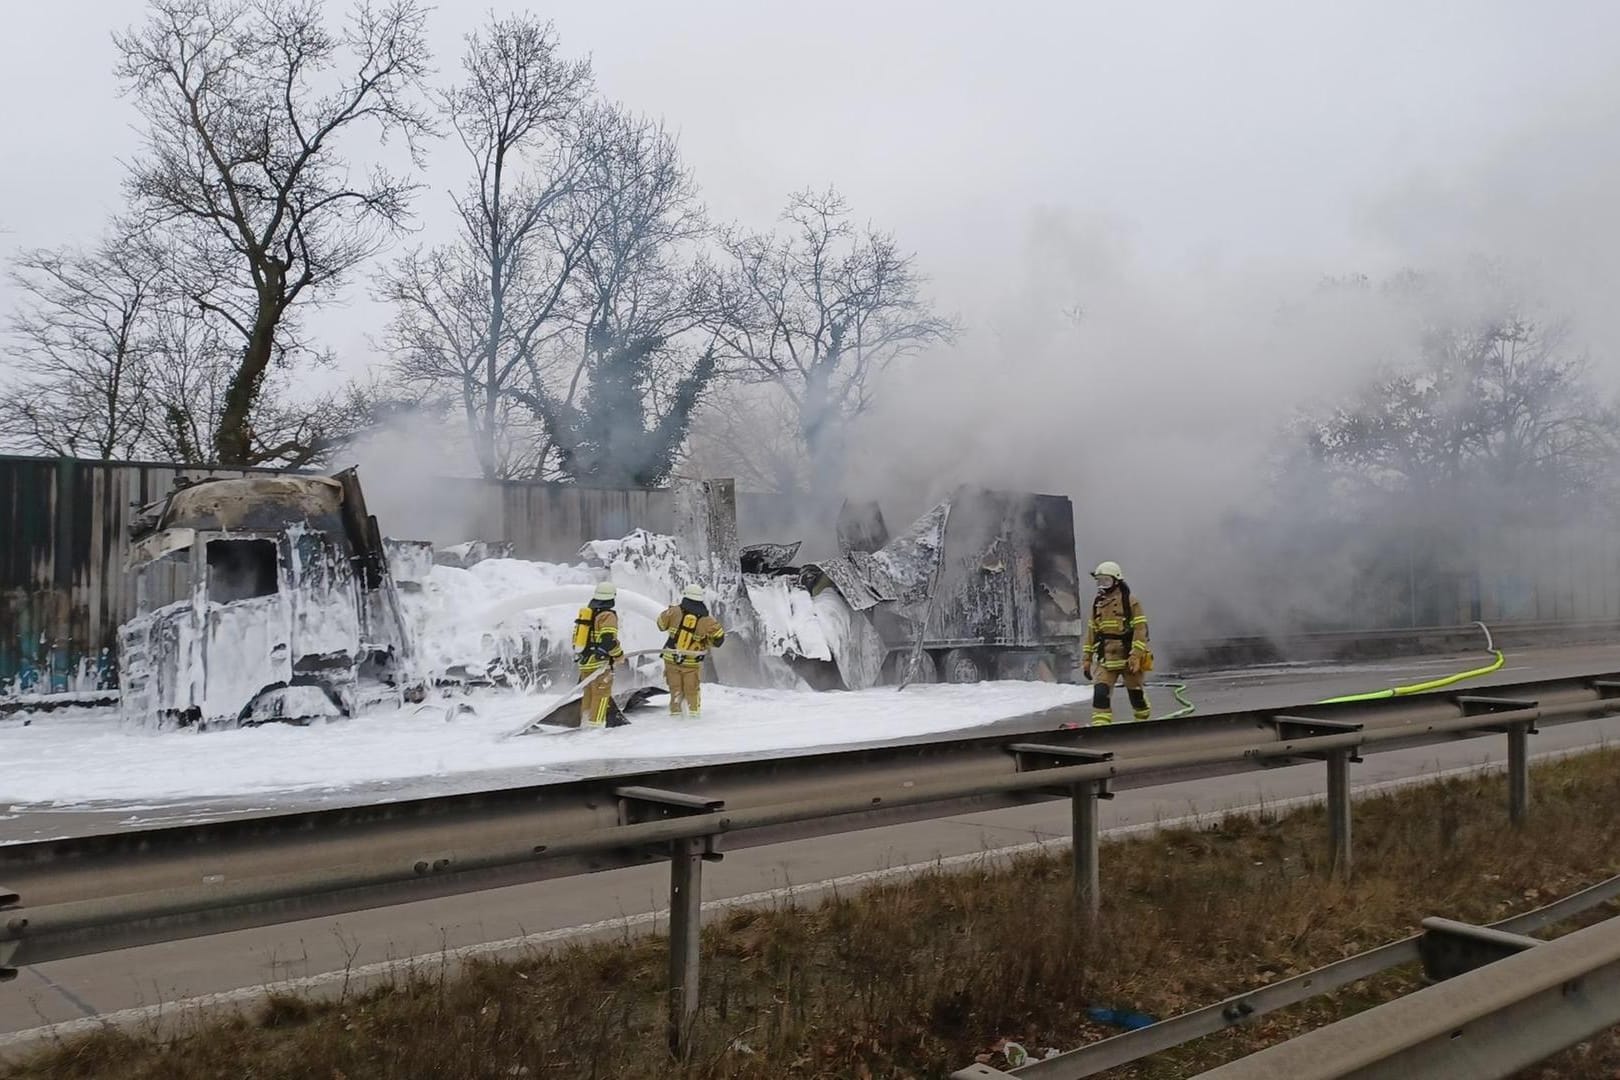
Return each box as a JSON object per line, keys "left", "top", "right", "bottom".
{"left": 119, "top": 469, "right": 415, "bottom": 728}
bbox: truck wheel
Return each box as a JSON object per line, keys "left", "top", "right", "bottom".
{"left": 940, "top": 649, "right": 984, "bottom": 684}
{"left": 885, "top": 650, "right": 939, "bottom": 685}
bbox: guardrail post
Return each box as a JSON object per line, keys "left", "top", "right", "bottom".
{"left": 1326, "top": 749, "right": 1352, "bottom": 879}
{"left": 1458, "top": 698, "right": 1539, "bottom": 828}
{"left": 1005, "top": 744, "right": 1113, "bottom": 921}
{"left": 1418, "top": 917, "right": 1541, "bottom": 981}
{"left": 0, "top": 886, "right": 19, "bottom": 982}
{"left": 1505, "top": 721, "right": 1530, "bottom": 825}
{"left": 667, "top": 836, "right": 704, "bottom": 1057}
{"left": 614, "top": 787, "right": 726, "bottom": 1060}
{"left": 1072, "top": 780, "right": 1110, "bottom": 920}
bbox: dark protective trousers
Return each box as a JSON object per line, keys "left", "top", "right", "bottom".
{"left": 1092, "top": 665, "right": 1149, "bottom": 724}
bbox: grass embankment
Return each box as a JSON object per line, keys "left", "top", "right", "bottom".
{"left": 11, "top": 751, "right": 1620, "bottom": 1080}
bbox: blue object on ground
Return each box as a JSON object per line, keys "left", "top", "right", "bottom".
{"left": 1086, "top": 1005, "right": 1156, "bottom": 1030}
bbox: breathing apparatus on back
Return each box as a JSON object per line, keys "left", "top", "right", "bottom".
{"left": 664, "top": 583, "right": 718, "bottom": 662}
{"left": 574, "top": 581, "right": 619, "bottom": 662}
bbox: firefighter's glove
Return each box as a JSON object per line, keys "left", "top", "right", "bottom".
{"left": 1126, "top": 654, "right": 1142, "bottom": 676}
{"left": 1082, "top": 660, "right": 1093, "bottom": 681}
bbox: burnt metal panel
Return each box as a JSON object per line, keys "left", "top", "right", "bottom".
{"left": 921, "top": 489, "right": 1079, "bottom": 652}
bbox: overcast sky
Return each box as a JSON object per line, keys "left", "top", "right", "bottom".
{"left": 4, "top": 0, "right": 1619, "bottom": 370}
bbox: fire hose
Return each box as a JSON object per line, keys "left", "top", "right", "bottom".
{"left": 1135, "top": 621, "right": 1503, "bottom": 723}
{"left": 1145, "top": 677, "right": 1197, "bottom": 720}
{"left": 1314, "top": 621, "right": 1505, "bottom": 704}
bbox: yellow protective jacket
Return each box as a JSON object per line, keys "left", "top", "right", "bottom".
{"left": 657, "top": 603, "right": 725, "bottom": 666}
{"left": 574, "top": 605, "right": 624, "bottom": 671}
{"left": 1084, "top": 585, "right": 1148, "bottom": 672}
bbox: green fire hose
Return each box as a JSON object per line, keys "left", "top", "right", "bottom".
{"left": 1145, "top": 676, "right": 1197, "bottom": 720}
{"left": 1133, "top": 621, "right": 1503, "bottom": 723}
{"left": 1314, "top": 621, "right": 1504, "bottom": 704}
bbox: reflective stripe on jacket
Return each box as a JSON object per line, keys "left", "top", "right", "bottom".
{"left": 1083, "top": 587, "right": 1146, "bottom": 670}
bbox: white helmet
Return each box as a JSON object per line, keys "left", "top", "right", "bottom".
{"left": 1092, "top": 560, "right": 1123, "bottom": 580}
{"left": 592, "top": 582, "right": 618, "bottom": 601}
{"left": 682, "top": 584, "right": 706, "bottom": 602}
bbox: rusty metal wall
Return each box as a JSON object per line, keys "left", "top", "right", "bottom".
{"left": 497, "top": 483, "right": 675, "bottom": 561}
{"left": 0, "top": 456, "right": 268, "bottom": 692}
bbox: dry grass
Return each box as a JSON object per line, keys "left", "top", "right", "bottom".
{"left": 10, "top": 751, "right": 1620, "bottom": 1079}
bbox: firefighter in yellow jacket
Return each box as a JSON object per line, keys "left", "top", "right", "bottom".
{"left": 656, "top": 584, "right": 725, "bottom": 717}
{"left": 574, "top": 582, "right": 626, "bottom": 727}
{"left": 1082, "top": 560, "right": 1152, "bottom": 725}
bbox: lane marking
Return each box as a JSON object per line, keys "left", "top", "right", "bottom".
{"left": 0, "top": 739, "right": 1608, "bottom": 1051}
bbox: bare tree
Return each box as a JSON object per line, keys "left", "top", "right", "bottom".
{"left": 381, "top": 248, "right": 542, "bottom": 475}
{"left": 123, "top": 289, "right": 376, "bottom": 468}
{"left": 514, "top": 110, "right": 722, "bottom": 485}
{"left": 563, "top": 112, "right": 709, "bottom": 399}
{"left": 139, "top": 299, "right": 351, "bottom": 467}
{"left": 382, "top": 13, "right": 593, "bottom": 478}
{"left": 714, "top": 188, "right": 954, "bottom": 493}
{"left": 0, "top": 228, "right": 369, "bottom": 467}
{"left": 142, "top": 294, "right": 230, "bottom": 464}
{"left": 115, "top": 0, "right": 434, "bottom": 465}
{"left": 683, "top": 383, "right": 810, "bottom": 494}
{"left": 1296, "top": 315, "right": 1620, "bottom": 510}
{"left": 0, "top": 238, "right": 157, "bottom": 458}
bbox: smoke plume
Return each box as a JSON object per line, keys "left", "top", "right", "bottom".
{"left": 844, "top": 81, "right": 1620, "bottom": 642}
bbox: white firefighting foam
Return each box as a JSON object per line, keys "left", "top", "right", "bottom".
{"left": 398, "top": 533, "right": 735, "bottom": 686}
{"left": 399, "top": 533, "right": 858, "bottom": 690}
{"left": 0, "top": 680, "right": 1088, "bottom": 808}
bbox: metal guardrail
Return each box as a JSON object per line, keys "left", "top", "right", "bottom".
{"left": 950, "top": 871, "right": 1620, "bottom": 1078}
{"left": 5, "top": 669, "right": 1620, "bottom": 1052}
{"left": 1190, "top": 905, "right": 1620, "bottom": 1078}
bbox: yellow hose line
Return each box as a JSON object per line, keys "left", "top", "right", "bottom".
{"left": 1315, "top": 622, "right": 1504, "bottom": 705}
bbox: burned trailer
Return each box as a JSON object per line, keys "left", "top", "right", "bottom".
{"left": 118, "top": 469, "right": 416, "bottom": 728}
{"left": 770, "top": 488, "right": 1085, "bottom": 688}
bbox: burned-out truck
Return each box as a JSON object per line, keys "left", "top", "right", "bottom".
{"left": 743, "top": 488, "right": 1086, "bottom": 689}
{"left": 116, "top": 472, "right": 1086, "bottom": 725}
{"left": 119, "top": 469, "right": 415, "bottom": 728}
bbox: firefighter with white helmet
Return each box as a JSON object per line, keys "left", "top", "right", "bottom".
{"left": 1082, "top": 560, "right": 1152, "bottom": 725}
{"left": 656, "top": 583, "right": 726, "bottom": 717}
{"left": 573, "top": 581, "right": 626, "bottom": 727}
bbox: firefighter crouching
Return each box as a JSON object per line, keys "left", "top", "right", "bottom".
{"left": 1082, "top": 560, "right": 1152, "bottom": 726}
{"left": 657, "top": 584, "right": 725, "bottom": 717}
{"left": 574, "top": 582, "right": 626, "bottom": 727}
